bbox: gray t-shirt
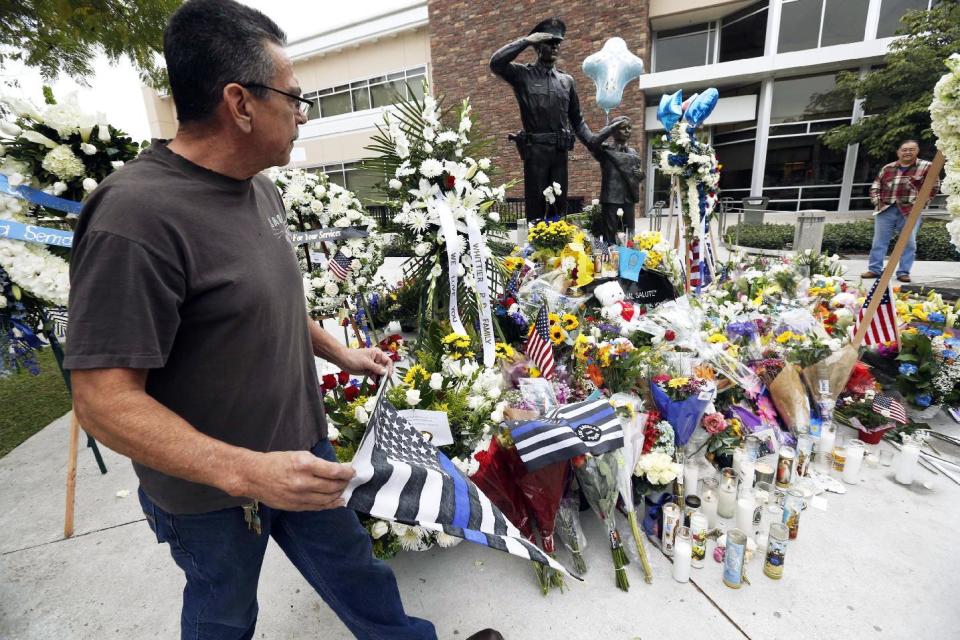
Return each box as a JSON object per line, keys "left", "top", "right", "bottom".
{"left": 63, "top": 141, "right": 327, "bottom": 514}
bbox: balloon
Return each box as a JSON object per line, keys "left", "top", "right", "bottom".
{"left": 656, "top": 89, "right": 683, "bottom": 132}
{"left": 683, "top": 88, "right": 720, "bottom": 128}
{"left": 582, "top": 37, "right": 645, "bottom": 113}
{"left": 681, "top": 93, "right": 699, "bottom": 113}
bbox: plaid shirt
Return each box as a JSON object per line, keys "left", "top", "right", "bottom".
{"left": 870, "top": 159, "right": 939, "bottom": 215}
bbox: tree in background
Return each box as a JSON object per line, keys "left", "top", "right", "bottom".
{"left": 820, "top": 1, "right": 960, "bottom": 159}
{"left": 0, "top": 0, "right": 178, "bottom": 87}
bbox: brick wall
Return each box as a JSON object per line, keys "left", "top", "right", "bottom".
{"left": 428, "top": 0, "right": 650, "bottom": 207}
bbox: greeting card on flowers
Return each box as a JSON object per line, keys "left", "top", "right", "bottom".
{"left": 396, "top": 409, "right": 453, "bottom": 446}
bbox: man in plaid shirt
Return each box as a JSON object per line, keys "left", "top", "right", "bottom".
{"left": 863, "top": 139, "right": 939, "bottom": 283}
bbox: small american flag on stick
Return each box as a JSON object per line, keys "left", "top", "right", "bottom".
{"left": 328, "top": 250, "right": 353, "bottom": 282}
{"left": 855, "top": 280, "right": 900, "bottom": 347}
{"left": 872, "top": 393, "right": 908, "bottom": 424}
{"left": 524, "top": 305, "right": 555, "bottom": 380}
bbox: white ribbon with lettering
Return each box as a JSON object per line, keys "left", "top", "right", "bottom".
{"left": 465, "top": 213, "right": 496, "bottom": 367}
{"left": 434, "top": 200, "right": 466, "bottom": 335}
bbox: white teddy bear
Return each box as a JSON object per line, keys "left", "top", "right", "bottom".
{"left": 594, "top": 280, "right": 640, "bottom": 330}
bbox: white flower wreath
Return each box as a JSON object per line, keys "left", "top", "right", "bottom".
{"left": 931, "top": 53, "right": 960, "bottom": 255}
{"left": 271, "top": 168, "right": 386, "bottom": 315}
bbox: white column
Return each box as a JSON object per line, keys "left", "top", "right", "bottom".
{"left": 864, "top": 0, "right": 883, "bottom": 41}
{"left": 839, "top": 66, "right": 870, "bottom": 211}
{"left": 765, "top": 0, "right": 783, "bottom": 57}
{"left": 750, "top": 78, "right": 774, "bottom": 197}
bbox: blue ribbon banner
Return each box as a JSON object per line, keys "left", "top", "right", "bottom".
{"left": 0, "top": 219, "right": 73, "bottom": 248}
{"left": 0, "top": 174, "right": 83, "bottom": 216}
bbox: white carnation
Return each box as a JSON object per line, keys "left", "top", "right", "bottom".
{"left": 419, "top": 158, "right": 444, "bottom": 178}
{"left": 41, "top": 145, "right": 85, "bottom": 180}
{"left": 370, "top": 520, "right": 389, "bottom": 539}
{"left": 82, "top": 177, "right": 98, "bottom": 192}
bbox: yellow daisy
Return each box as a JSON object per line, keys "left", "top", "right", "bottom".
{"left": 667, "top": 377, "right": 689, "bottom": 389}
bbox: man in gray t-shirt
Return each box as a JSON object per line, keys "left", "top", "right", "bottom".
{"left": 66, "top": 2, "right": 501, "bottom": 639}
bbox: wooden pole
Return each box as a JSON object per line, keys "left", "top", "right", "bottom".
{"left": 851, "top": 150, "right": 945, "bottom": 349}
{"left": 64, "top": 411, "right": 81, "bottom": 538}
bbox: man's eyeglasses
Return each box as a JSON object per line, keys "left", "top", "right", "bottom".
{"left": 239, "top": 83, "right": 312, "bottom": 116}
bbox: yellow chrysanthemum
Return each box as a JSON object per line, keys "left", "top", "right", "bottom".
{"left": 562, "top": 314, "right": 579, "bottom": 331}
{"left": 495, "top": 342, "right": 515, "bottom": 360}
{"left": 707, "top": 333, "right": 726, "bottom": 343}
{"left": 598, "top": 344, "right": 612, "bottom": 367}
{"left": 529, "top": 367, "right": 541, "bottom": 378}
{"left": 668, "top": 377, "right": 689, "bottom": 389}
{"left": 775, "top": 331, "right": 795, "bottom": 344}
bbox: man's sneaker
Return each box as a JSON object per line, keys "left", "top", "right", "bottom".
{"left": 897, "top": 274, "right": 911, "bottom": 283}
{"left": 465, "top": 630, "right": 505, "bottom": 640}
{"left": 861, "top": 271, "right": 880, "bottom": 278}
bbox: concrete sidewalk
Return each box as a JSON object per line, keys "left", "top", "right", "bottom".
{"left": 3, "top": 409, "right": 960, "bottom": 639}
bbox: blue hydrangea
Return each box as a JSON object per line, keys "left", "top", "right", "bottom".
{"left": 898, "top": 363, "right": 918, "bottom": 376}
{"left": 927, "top": 312, "right": 945, "bottom": 324}
{"left": 915, "top": 393, "right": 933, "bottom": 408}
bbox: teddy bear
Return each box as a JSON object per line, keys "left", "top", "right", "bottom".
{"left": 594, "top": 280, "right": 640, "bottom": 329}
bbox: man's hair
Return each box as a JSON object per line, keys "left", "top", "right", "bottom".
{"left": 163, "top": 0, "right": 286, "bottom": 123}
{"left": 898, "top": 139, "right": 920, "bottom": 149}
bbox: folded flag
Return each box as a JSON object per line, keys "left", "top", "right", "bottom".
{"left": 345, "top": 391, "right": 574, "bottom": 578}
{"left": 872, "top": 393, "right": 908, "bottom": 425}
{"left": 328, "top": 250, "right": 353, "bottom": 282}
{"left": 550, "top": 398, "right": 625, "bottom": 455}
{"left": 508, "top": 418, "right": 587, "bottom": 471}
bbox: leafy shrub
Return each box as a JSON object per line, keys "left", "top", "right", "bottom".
{"left": 726, "top": 220, "right": 958, "bottom": 261}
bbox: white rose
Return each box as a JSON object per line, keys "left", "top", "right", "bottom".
{"left": 429, "top": 373, "right": 443, "bottom": 390}
{"left": 354, "top": 406, "right": 370, "bottom": 423}
{"left": 414, "top": 242, "right": 432, "bottom": 257}
{"left": 370, "top": 520, "right": 389, "bottom": 539}
{"left": 324, "top": 281, "right": 339, "bottom": 296}
{"left": 468, "top": 396, "right": 482, "bottom": 410}
{"left": 389, "top": 178, "right": 402, "bottom": 190}
{"left": 52, "top": 181, "right": 67, "bottom": 195}
{"left": 0, "top": 122, "right": 22, "bottom": 137}
{"left": 351, "top": 259, "right": 361, "bottom": 270}
{"left": 80, "top": 142, "right": 97, "bottom": 155}
{"left": 327, "top": 425, "right": 340, "bottom": 441}
{"left": 82, "top": 177, "right": 98, "bottom": 192}
{"left": 96, "top": 122, "right": 111, "bottom": 143}
{"left": 406, "top": 389, "right": 421, "bottom": 406}
{"left": 478, "top": 158, "right": 491, "bottom": 170}
{"left": 487, "top": 386, "right": 501, "bottom": 400}
{"left": 387, "top": 321, "right": 402, "bottom": 333}
{"left": 488, "top": 211, "right": 500, "bottom": 222}
{"left": 110, "top": 160, "right": 124, "bottom": 170}
{"left": 364, "top": 396, "right": 377, "bottom": 412}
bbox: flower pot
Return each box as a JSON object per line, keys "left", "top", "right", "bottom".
{"left": 857, "top": 426, "right": 892, "bottom": 445}
{"left": 907, "top": 404, "right": 942, "bottom": 422}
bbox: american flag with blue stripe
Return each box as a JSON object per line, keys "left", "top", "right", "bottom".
{"left": 509, "top": 398, "right": 625, "bottom": 471}
{"left": 549, "top": 398, "right": 624, "bottom": 455}
{"left": 328, "top": 250, "right": 353, "bottom": 282}
{"left": 344, "top": 393, "right": 574, "bottom": 577}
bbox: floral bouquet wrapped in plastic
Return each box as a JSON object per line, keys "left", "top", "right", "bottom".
{"left": 650, "top": 374, "right": 715, "bottom": 446}
{"left": 575, "top": 453, "right": 631, "bottom": 591}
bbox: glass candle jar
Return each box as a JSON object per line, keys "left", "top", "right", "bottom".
{"left": 842, "top": 439, "right": 866, "bottom": 484}
{"left": 895, "top": 436, "right": 921, "bottom": 485}
{"left": 718, "top": 468, "right": 737, "bottom": 519}
{"left": 701, "top": 477, "right": 719, "bottom": 527}
{"left": 763, "top": 522, "right": 789, "bottom": 580}
{"left": 673, "top": 526, "right": 692, "bottom": 583}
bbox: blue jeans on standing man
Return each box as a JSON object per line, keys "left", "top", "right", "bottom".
{"left": 138, "top": 439, "right": 436, "bottom": 640}
{"left": 867, "top": 204, "right": 919, "bottom": 276}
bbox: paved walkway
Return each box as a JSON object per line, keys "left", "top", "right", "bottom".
{"left": 2, "top": 409, "right": 960, "bottom": 638}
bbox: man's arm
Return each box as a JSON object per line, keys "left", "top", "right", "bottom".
{"left": 72, "top": 368, "right": 354, "bottom": 511}
{"left": 307, "top": 316, "right": 392, "bottom": 377}
{"left": 870, "top": 167, "right": 884, "bottom": 209}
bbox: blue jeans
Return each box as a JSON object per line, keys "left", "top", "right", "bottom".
{"left": 868, "top": 204, "right": 919, "bottom": 276}
{"left": 138, "top": 440, "right": 436, "bottom": 640}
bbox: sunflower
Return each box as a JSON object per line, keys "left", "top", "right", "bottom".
{"left": 561, "top": 314, "right": 579, "bottom": 331}
{"left": 403, "top": 365, "right": 430, "bottom": 386}
{"left": 548, "top": 312, "right": 561, "bottom": 326}
{"left": 549, "top": 325, "right": 567, "bottom": 345}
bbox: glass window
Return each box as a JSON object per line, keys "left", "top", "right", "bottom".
{"left": 654, "top": 24, "right": 712, "bottom": 72}
{"left": 345, "top": 166, "right": 381, "bottom": 202}
{"left": 820, "top": 0, "right": 869, "bottom": 46}
{"left": 717, "top": 140, "right": 756, "bottom": 191}
{"left": 770, "top": 73, "right": 852, "bottom": 124}
{"left": 352, "top": 87, "right": 371, "bottom": 111}
{"left": 407, "top": 78, "right": 425, "bottom": 102}
{"left": 370, "top": 80, "right": 406, "bottom": 108}
{"left": 778, "top": 0, "right": 822, "bottom": 53}
{"left": 319, "top": 91, "right": 351, "bottom": 118}
{"left": 719, "top": 2, "right": 768, "bottom": 62}
{"left": 306, "top": 97, "right": 320, "bottom": 121}
{"left": 877, "top": 0, "right": 930, "bottom": 38}
{"left": 764, "top": 135, "right": 846, "bottom": 187}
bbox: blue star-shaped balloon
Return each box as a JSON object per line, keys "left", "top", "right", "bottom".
{"left": 582, "top": 37, "right": 644, "bottom": 113}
